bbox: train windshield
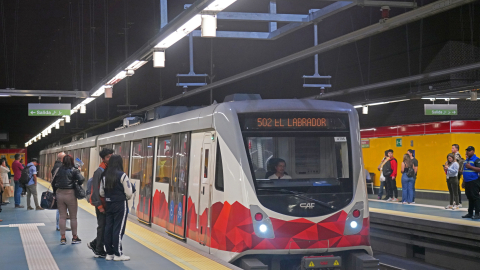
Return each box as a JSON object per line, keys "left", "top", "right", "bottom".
{"left": 239, "top": 112, "right": 353, "bottom": 217}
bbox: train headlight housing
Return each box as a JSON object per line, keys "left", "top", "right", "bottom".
{"left": 344, "top": 201, "right": 364, "bottom": 235}
{"left": 250, "top": 205, "right": 275, "bottom": 239}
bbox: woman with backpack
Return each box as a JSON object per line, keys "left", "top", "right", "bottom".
{"left": 401, "top": 154, "right": 415, "bottom": 204}
{"left": 100, "top": 155, "right": 132, "bottom": 261}
{"left": 444, "top": 153, "right": 460, "bottom": 210}
{"left": 52, "top": 155, "right": 85, "bottom": 245}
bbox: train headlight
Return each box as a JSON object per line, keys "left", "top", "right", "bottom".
{"left": 250, "top": 205, "right": 275, "bottom": 239}
{"left": 344, "top": 201, "right": 364, "bottom": 235}
{"left": 259, "top": 224, "right": 267, "bottom": 233}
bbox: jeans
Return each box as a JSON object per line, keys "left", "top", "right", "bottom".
{"left": 457, "top": 173, "right": 463, "bottom": 204}
{"left": 401, "top": 174, "right": 415, "bottom": 203}
{"left": 446, "top": 176, "right": 459, "bottom": 206}
{"left": 14, "top": 181, "right": 22, "bottom": 206}
{"left": 378, "top": 181, "right": 385, "bottom": 198}
{"left": 92, "top": 207, "right": 107, "bottom": 253}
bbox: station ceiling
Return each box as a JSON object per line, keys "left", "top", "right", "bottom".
{"left": 0, "top": 0, "right": 478, "bottom": 154}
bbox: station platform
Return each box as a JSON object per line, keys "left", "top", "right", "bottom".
{"left": 368, "top": 197, "right": 480, "bottom": 270}
{"left": 0, "top": 178, "right": 238, "bottom": 270}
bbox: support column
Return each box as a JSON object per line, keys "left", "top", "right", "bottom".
{"left": 269, "top": 0, "right": 277, "bottom": 32}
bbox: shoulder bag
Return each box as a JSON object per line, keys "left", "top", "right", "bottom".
{"left": 40, "top": 168, "right": 59, "bottom": 210}
{"left": 73, "top": 169, "right": 86, "bottom": 199}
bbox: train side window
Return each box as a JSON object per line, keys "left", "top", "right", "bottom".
{"left": 215, "top": 142, "right": 224, "bottom": 191}
{"left": 156, "top": 137, "right": 172, "bottom": 183}
{"left": 204, "top": 149, "right": 209, "bottom": 178}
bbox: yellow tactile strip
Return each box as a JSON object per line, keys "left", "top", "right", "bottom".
{"left": 370, "top": 207, "right": 480, "bottom": 227}
{"left": 38, "top": 178, "right": 233, "bottom": 270}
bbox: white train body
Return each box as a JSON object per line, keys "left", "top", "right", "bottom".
{"left": 40, "top": 99, "right": 371, "bottom": 267}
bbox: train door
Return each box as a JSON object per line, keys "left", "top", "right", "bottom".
{"left": 131, "top": 138, "right": 155, "bottom": 224}
{"left": 197, "top": 132, "right": 216, "bottom": 247}
{"left": 166, "top": 132, "right": 190, "bottom": 239}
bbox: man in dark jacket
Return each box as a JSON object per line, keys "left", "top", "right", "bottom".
{"left": 87, "top": 148, "right": 113, "bottom": 258}
{"left": 462, "top": 146, "right": 480, "bottom": 220}
{"left": 52, "top": 152, "right": 71, "bottom": 231}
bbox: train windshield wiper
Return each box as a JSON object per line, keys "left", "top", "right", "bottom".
{"left": 257, "top": 189, "right": 336, "bottom": 210}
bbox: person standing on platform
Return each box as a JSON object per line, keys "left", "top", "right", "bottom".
{"left": 401, "top": 154, "right": 415, "bottom": 204}
{"left": 407, "top": 150, "right": 418, "bottom": 203}
{"left": 52, "top": 155, "right": 85, "bottom": 244}
{"left": 25, "top": 158, "right": 44, "bottom": 211}
{"left": 384, "top": 150, "right": 398, "bottom": 202}
{"left": 100, "top": 155, "right": 132, "bottom": 261}
{"left": 12, "top": 154, "right": 24, "bottom": 208}
{"left": 444, "top": 153, "right": 459, "bottom": 210}
{"left": 52, "top": 152, "right": 71, "bottom": 232}
{"left": 87, "top": 148, "right": 113, "bottom": 258}
{"left": 1, "top": 159, "right": 11, "bottom": 204}
{"left": 462, "top": 146, "right": 480, "bottom": 220}
{"left": 377, "top": 152, "right": 389, "bottom": 200}
{"left": 452, "top": 144, "right": 464, "bottom": 207}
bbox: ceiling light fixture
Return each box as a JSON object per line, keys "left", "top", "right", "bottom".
{"left": 153, "top": 49, "right": 166, "bottom": 68}
{"left": 201, "top": 13, "right": 217, "bottom": 37}
{"left": 204, "top": 0, "right": 237, "bottom": 11}
{"left": 92, "top": 86, "right": 106, "bottom": 97}
{"left": 154, "top": 15, "right": 201, "bottom": 49}
{"left": 126, "top": 60, "right": 148, "bottom": 71}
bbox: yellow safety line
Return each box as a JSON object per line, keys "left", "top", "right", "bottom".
{"left": 38, "top": 178, "right": 232, "bottom": 270}
{"left": 370, "top": 207, "right": 480, "bottom": 227}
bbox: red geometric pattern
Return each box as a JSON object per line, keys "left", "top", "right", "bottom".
{"left": 152, "top": 192, "right": 370, "bottom": 253}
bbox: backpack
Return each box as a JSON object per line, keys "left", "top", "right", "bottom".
{"left": 405, "top": 163, "right": 415, "bottom": 178}
{"left": 382, "top": 159, "right": 393, "bottom": 177}
{"left": 456, "top": 153, "right": 465, "bottom": 172}
{"left": 87, "top": 167, "right": 104, "bottom": 204}
{"left": 19, "top": 165, "right": 33, "bottom": 185}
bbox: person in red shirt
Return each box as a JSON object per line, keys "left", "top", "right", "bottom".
{"left": 384, "top": 149, "right": 398, "bottom": 202}
{"left": 12, "top": 154, "right": 25, "bottom": 208}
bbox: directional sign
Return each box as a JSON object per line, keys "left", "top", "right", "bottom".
{"left": 28, "top": 103, "right": 71, "bottom": 116}
{"left": 396, "top": 138, "right": 402, "bottom": 147}
{"left": 424, "top": 104, "right": 458, "bottom": 116}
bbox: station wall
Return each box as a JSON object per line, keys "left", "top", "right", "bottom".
{"left": 362, "top": 121, "right": 480, "bottom": 192}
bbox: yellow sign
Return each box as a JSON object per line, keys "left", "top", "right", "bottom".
{"left": 308, "top": 261, "right": 315, "bottom": 267}
{"left": 334, "top": 260, "right": 340, "bottom": 266}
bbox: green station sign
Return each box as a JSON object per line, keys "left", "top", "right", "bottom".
{"left": 396, "top": 138, "right": 402, "bottom": 147}
{"left": 424, "top": 104, "right": 458, "bottom": 116}
{"left": 28, "top": 103, "right": 71, "bottom": 116}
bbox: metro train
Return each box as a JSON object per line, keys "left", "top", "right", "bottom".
{"left": 39, "top": 99, "right": 371, "bottom": 269}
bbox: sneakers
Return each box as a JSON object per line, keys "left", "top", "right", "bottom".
{"left": 114, "top": 255, "right": 130, "bottom": 261}
{"left": 402, "top": 202, "right": 407, "bottom": 205}
{"left": 56, "top": 227, "right": 71, "bottom": 231}
{"left": 15, "top": 205, "right": 24, "bottom": 208}
{"left": 60, "top": 238, "right": 67, "bottom": 245}
{"left": 94, "top": 251, "right": 107, "bottom": 258}
{"left": 410, "top": 202, "right": 416, "bottom": 204}
{"left": 105, "top": 255, "right": 115, "bottom": 261}
{"left": 462, "top": 214, "right": 473, "bottom": 218}
{"left": 445, "top": 205, "right": 453, "bottom": 209}
{"left": 72, "top": 236, "right": 82, "bottom": 244}
{"left": 87, "top": 241, "right": 96, "bottom": 251}
{"left": 27, "top": 207, "right": 34, "bottom": 210}
{"left": 387, "top": 198, "right": 393, "bottom": 201}
{"left": 392, "top": 198, "right": 399, "bottom": 202}
{"left": 472, "top": 215, "right": 480, "bottom": 220}
{"left": 458, "top": 204, "right": 462, "bottom": 208}
{"left": 377, "top": 196, "right": 381, "bottom": 200}
{"left": 36, "top": 206, "right": 44, "bottom": 210}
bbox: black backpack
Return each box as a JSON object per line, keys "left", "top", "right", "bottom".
{"left": 405, "top": 163, "right": 415, "bottom": 178}
{"left": 382, "top": 158, "right": 395, "bottom": 177}
{"left": 19, "top": 165, "right": 33, "bottom": 185}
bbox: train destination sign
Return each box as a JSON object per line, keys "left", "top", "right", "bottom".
{"left": 28, "top": 103, "right": 71, "bottom": 116}
{"left": 240, "top": 113, "right": 348, "bottom": 131}
{"left": 424, "top": 104, "right": 457, "bottom": 116}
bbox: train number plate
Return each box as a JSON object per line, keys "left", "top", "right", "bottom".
{"left": 302, "top": 256, "right": 342, "bottom": 269}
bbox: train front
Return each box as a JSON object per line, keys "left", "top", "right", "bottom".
{"left": 213, "top": 100, "right": 371, "bottom": 269}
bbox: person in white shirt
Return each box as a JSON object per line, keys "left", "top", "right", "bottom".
{"left": 268, "top": 159, "right": 292, "bottom": 179}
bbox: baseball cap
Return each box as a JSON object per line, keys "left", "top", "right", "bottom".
{"left": 466, "top": 146, "right": 475, "bottom": 151}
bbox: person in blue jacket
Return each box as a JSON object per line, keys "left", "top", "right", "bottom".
{"left": 100, "top": 155, "right": 132, "bottom": 261}
{"left": 461, "top": 146, "right": 480, "bottom": 220}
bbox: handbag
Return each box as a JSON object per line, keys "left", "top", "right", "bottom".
{"left": 74, "top": 180, "right": 86, "bottom": 199}
{"left": 41, "top": 190, "right": 58, "bottom": 209}
{"left": 4, "top": 185, "right": 13, "bottom": 198}
{"left": 41, "top": 168, "right": 59, "bottom": 210}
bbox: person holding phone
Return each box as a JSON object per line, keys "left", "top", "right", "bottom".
{"left": 444, "top": 153, "right": 459, "bottom": 209}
